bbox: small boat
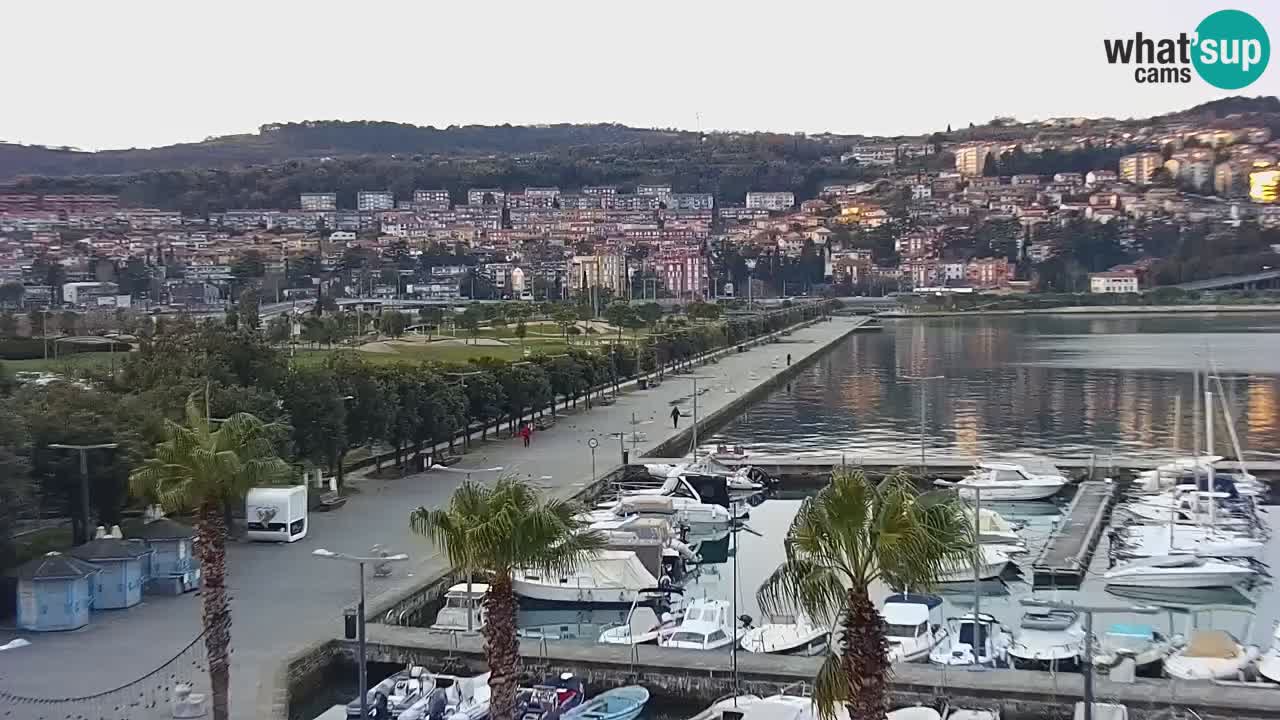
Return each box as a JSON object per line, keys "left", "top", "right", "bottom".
{"left": 882, "top": 593, "right": 947, "bottom": 663}
{"left": 945, "top": 460, "right": 1067, "bottom": 501}
{"left": 563, "top": 686, "right": 649, "bottom": 720}
{"left": 346, "top": 666, "right": 431, "bottom": 718}
{"left": 928, "top": 613, "right": 1011, "bottom": 668}
{"left": 935, "top": 545, "right": 1012, "bottom": 583}
{"left": 1073, "top": 704, "right": 1127, "bottom": 720}
{"left": 888, "top": 708, "right": 941, "bottom": 720}
{"left": 1104, "top": 584, "right": 1254, "bottom": 607}
{"left": 513, "top": 550, "right": 658, "bottom": 605}
{"left": 739, "top": 611, "right": 828, "bottom": 655}
{"left": 1254, "top": 623, "right": 1280, "bottom": 683}
{"left": 973, "top": 508, "right": 1025, "bottom": 548}
{"left": 431, "top": 583, "right": 487, "bottom": 632}
{"left": 712, "top": 444, "right": 749, "bottom": 461}
{"left": 1103, "top": 555, "right": 1258, "bottom": 590}
{"left": 516, "top": 674, "right": 585, "bottom": 720}
{"left": 598, "top": 594, "right": 682, "bottom": 646}
{"left": 398, "top": 672, "right": 491, "bottom": 720}
{"left": 660, "top": 598, "right": 743, "bottom": 651}
{"left": 1007, "top": 608, "right": 1086, "bottom": 670}
{"left": 687, "top": 694, "right": 762, "bottom": 720}
{"left": 1163, "top": 629, "right": 1260, "bottom": 680}
{"left": 1092, "top": 624, "right": 1183, "bottom": 674}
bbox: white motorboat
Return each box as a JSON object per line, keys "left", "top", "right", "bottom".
{"left": 1256, "top": 624, "right": 1280, "bottom": 683}
{"left": 687, "top": 695, "right": 762, "bottom": 720}
{"left": 598, "top": 593, "right": 682, "bottom": 646}
{"left": 888, "top": 708, "right": 941, "bottom": 720}
{"left": 935, "top": 545, "right": 1012, "bottom": 583}
{"left": 1102, "top": 555, "right": 1258, "bottom": 590}
{"left": 1092, "top": 623, "right": 1183, "bottom": 673}
{"left": 349, "top": 666, "right": 433, "bottom": 718}
{"left": 739, "top": 611, "right": 828, "bottom": 655}
{"left": 399, "top": 671, "right": 492, "bottom": 720}
{"left": 1163, "top": 629, "right": 1260, "bottom": 680}
{"left": 1007, "top": 608, "right": 1086, "bottom": 669}
{"left": 973, "top": 507, "right": 1025, "bottom": 547}
{"left": 945, "top": 461, "right": 1067, "bottom": 501}
{"left": 882, "top": 593, "right": 947, "bottom": 663}
{"left": 599, "top": 475, "right": 743, "bottom": 526}
{"left": 659, "top": 598, "right": 743, "bottom": 650}
{"left": 431, "top": 583, "right": 487, "bottom": 632}
{"left": 513, "top": 550, "right": 659, "bottom": 605}
{"left": 928, "top": 612, "right": 1011, "bottom": 667}
{"left": 1113, "top": 525, "right": 1264, "bottom": 560}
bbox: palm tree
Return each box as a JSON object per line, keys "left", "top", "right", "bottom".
{"left": 129, "top": 396, "right": 293, "bottom": 720}
{"left": 410, "top": 477, "right": 604, "bottom": 720}
{"left": 757, "top": 469, "right": 972, "bottom": 720}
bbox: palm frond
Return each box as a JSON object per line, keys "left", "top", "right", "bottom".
{"left": 811, "top": 651, "right": 849, "bottom": 720}
{"left": 756, "top": 559, "right": 845, "bottom": 627}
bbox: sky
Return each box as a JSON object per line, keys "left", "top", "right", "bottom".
{"left": 4, "top": 0, "right": 1280, "bottom": 151}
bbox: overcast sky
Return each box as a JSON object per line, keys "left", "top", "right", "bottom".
{"left": 4, "top": 0, "right": 1279, "bottom": 150}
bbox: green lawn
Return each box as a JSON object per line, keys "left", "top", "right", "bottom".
{"left": 3, "top": 352, "right": 120, "bottom": 373}
{"left": 291, "top": 338, "right": 572, "bottom": 366}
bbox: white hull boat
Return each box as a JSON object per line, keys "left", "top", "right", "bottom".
{"left": 513, "top": 550, "right": 658, "bottom": 605}
{"left": 973, "top": 507, "right": 1025, "bottom": 547}
{"left": 740, "top": 612, "right": 828, "bottom": 655}
{"left": 936, "top": 545, "right": 1011, "bottom": 583}
{"left": 1092, "top": 624, "right": 1183, "bottom": 672}
{"left": 946, "top": 460, "right": 1067, "bottom": 501}
{"left": 1113, "top": 525, "right": 1264, "bottom": 559}
{"left": 929, "top": 613, "right": 1011, "bottom": 667}
{"left": 882, "top": 593, "right": 947, "bottom": 663}
{"left": 1008, "top": 609, "right": 1086, "bottom": 668}
{"left": 598, "top": 595, "right": 682, "bottom": 646}
{"left": 660, "top": 598, "right": 743, "bottom": 651}
{"left": 1257, "top": 624, "right": 1280, "bottom": 683}
{"left": 687, "top": 695, "right": 762, "bottom": 720}
{"left": 1163, "top": 630, "right": 1260, "bottom": 680}
{"left": 399, "top": 672, "right": 492, "bottom": 720}
{"left": 431, "top": 583, "right": 487, "bottom": 633}
{"left": 1103, "top": 556, "right": 1258, "bottom": 589}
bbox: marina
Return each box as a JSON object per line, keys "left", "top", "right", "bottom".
{"left": 1031, "top": 481, "right": 1115, "bottom": 588}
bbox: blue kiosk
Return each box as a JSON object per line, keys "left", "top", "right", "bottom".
{"left": 134, "top": 517, "right": 200, "bottom": 595}
{"left": 15, "top": 552, "right": 100, "bottom": 631}
{"left": 70, "top": 538, "right": 153, "bottom": 609}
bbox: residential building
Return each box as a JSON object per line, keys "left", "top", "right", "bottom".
{"left": 651, "top": 248, "right": 708, "bottom": 299}
{"left": 1089, "top": 270, "right": 1139, "bottom": 294}
{"left": 954, "top": 144, "right": 994, "bottom": 177}
{"left": 1251, "top": 169, "right": 1280, "bottom": 204}
{"left": 1118, "top": 152, "right": 1163, "bottom": 185}
{"left": 669, "top": 193, "right": 714, "bottom": 211}
{"left": 413, "top": 189, "right": 451, "bottom": 209}
{"left": 568, "top": 251, "right": 627, "bottom": 295}
{"left": 636, "top": 184, "right": 672, "bottom": 197}
{"left": 745, "top": 191, "right": 795, "bottom": 212}
{"left": 1085, "top": 170, "right": 1118, "bottom": 186}
{"left": 966, "top": 258, "right": 1012, "bottom": 288}
{"left": 467, "top": 188, "right": 507, "bottom": 206}
{"left": 356, "top": 191, "right": 395, "bottom": 212}
{"left": 300, "top": 193, "right": 337, "bottom": 211}
{"left": 582, "top": 186, "right": 617, "bottom": 198}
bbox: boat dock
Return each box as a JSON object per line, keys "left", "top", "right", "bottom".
{"left": 1031, "top": 480, "right": 1115, "bottom": 588}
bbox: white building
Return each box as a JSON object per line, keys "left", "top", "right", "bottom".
{"left": 1089, "top": 271, "right": 1139, "bottom": 294}
{"left": 300, "top": 193, "right": 337, "bottom": 211}
{"left": 745, "top": 191, "right": 795, "bottom": 211}
{"left": 357, "top": 191, "right": 395, "bottom": 211}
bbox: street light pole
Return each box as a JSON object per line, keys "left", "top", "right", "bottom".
{"left": 313, "top": 548, "right": 408, "bottom": 720}
{"left": 48, "top": 442, "right": 119, "bottom": 545}
{"left": 902, "top": 375, "right": 942, "bottom": 477}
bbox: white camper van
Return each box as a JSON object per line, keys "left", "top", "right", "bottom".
{"left": 245, "top": 486, "right": 308, "bottom": 542}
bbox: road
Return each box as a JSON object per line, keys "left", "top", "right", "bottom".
{"left": 0, "top": 316, "right": 862, "bottom": 719}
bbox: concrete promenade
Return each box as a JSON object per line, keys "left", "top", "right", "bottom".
{"left": 0, "top": 315, "right": 865, "bottom": 720}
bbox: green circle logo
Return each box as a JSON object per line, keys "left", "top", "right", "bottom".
{"left": 1193, "top": 10, "right": 1270, "bottom": 89}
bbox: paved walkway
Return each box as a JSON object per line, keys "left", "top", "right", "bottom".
{"left": 0, "top": 316, "right": 863, "bottom": 719}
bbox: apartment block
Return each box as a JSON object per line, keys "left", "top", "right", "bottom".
{"left": 413, "top": 189, "right": 451, "bottom": 209}
{"left": 299, "top": 192, "right": 337, "bottom": 211}
{"left": 1118, "top": 152, "right": 1163, "bottom": 185}
{"left": 954, "top": 144, "right": 994, "bottom": 177}
{"left": 356, "top": 190, "right": 395, "bottom": 211}
{"left": 467, "top": 188, "right": 507, "bottom": 207}
{"left": 745, "top": 191, "right": 795, "bottom": 212}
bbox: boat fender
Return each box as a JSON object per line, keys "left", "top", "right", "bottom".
{"left": 586, "top": 590, "right": 593, "bottom": 601}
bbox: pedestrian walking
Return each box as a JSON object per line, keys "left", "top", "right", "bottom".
{"left": 520, "top": 423, "right": 532, "bottom": 447}
{"left": 786, "top": 353, "right": 792, "bottom": 366}
{"left": 670, "top": 406, "right": 681, "bottom": 429}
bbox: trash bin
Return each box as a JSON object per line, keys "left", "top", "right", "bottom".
{"left": 622, "top": 451, "right": 630, "bottom": 465}
{"left": 344, "top": 608, "right": 358, "bottom": 640}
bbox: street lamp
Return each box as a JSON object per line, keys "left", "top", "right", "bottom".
{"left": 48, "top": 442, "right": 119, "bottom": 545}
{"left": 313, "top": 548, "right": 409, "bottom": 720}
{"left": 744, "top": 259, "right": 758, "bottom": 309}
{"left": 588, "top": 437, "right": 599, "bottom": 482}
{"left": 901, "top": 375, "right": 942, "bottom": 476}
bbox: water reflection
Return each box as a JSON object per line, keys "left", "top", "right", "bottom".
{"left": 706, "top": 315, "right": 1280, "bottom": 460}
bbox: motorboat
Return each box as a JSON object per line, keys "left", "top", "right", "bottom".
{"left": 888, "top": 708, "right": 941, "bottom": 720}
{"left": 430, "top": 583, "right": 487, "bottom": 632}
{"left": 1092, "top": 623, "right": 1184, "bottom": 674}
{"left": 882, "top": 593, "right": 947, "bottom": 663}
{"left": 645, "top": 456, "right": 776, "bottom": 493}
{"left": 398, "top": 672, "right": 491, "bottom": 720}
{"left": 687, "top": 694, "right": 762, "bottom": 720}
{"left": 1256, "top": 623, "right": 1280, "bottom": 683}
{"left": 518, "top": 607, "right": 633, "bottom": 640}
{"left": 563, "top": 686, "right": 649, "bottom": 720}
{"left": 513, "top": 550, "right": 658, "bottom": 605}
{"left": 973, "top": 507, "right": 1025, "bottom": 547}
{"left": 1102, "top": 555, "right": 1258, "bottom": 590}
{"left": 598, "top": 592, "right": 683, "bottom": 646}
{"left": 595, "top": 475, "right": 743, "bottom": 526}
{"left": 712, "top": 443, "right": 749, "bottom": 461}
{"left": 516, "top": 674, "right": 585, "bottom": 720}
{"left": 589, "top": 515, "right": 698, "bottom": 580}
{"left": 1073, "top": 704, "right": 1126, "bottom": 720}
{"left": 1163, "top": 629, "right": 1260, "bottom": 680}
{"left": 739, "top": 611, "right": 828, "bottom": 655}
{"left": 1007, "top": 608, "right": 1086, "bottom": 670}
{"left": 944, "top": 460, "right": 1067, "bottom": 501}
{"left": 1104, "top": 584, "right": 1254, "bottom": 608}
{"left": 346, "top": 666, "right": 432, "bottom": 719}
{"left": 928, "top": 612, "right": 1011, "bottom": 667}
{"left": 1111, "top": 525, "right": 1264, "bottom": 560}
{"left": 935, "top": 545, "right": 1012, "bottom": 583}
{"left": 659, "top": 598, "right": 744, "bottom": 650}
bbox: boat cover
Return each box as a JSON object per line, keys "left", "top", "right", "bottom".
{"left": 1184, "top": 630, "right": 1237, "bottom": 659}
{"left": 590, "top": 551, "right": 660, "bottom": 590}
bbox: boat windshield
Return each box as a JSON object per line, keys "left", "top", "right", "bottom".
{"left": 669, "top": 631, "right": 708, "bottom": 644}
{"left": 958, "top": 622, "right": 989, "bottom": 647}
{"left": 444, "top": 596, "right": 477, "bottom": 609}
{"left": 886, "top": 621, "right": 926, "bottom": 638}
{"left": 993, "top": 469, "right": 1025, "bottom": 483}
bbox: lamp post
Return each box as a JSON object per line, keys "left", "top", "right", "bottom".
{"left": 588, "top": 437, "right": 599, "bottom": 482}
{"left": 744, "top": 258, "right": 757, "bottom": 309}
{"left": 902, "top": 375, "right": 943, "bottom": 477}
{"left": 48, "top": 442, "right": 119, "bottom": 545}
{"left": 313, "top": 548, "right": 409, "bottom": 720}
